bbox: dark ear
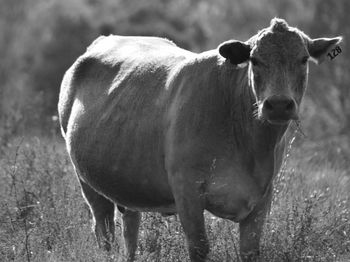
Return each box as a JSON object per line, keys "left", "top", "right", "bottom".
{"left": 218, "top": 40, "right": 251, "bottom": 65}
{"left": 308, "top": 37, "right": 342, "bottom": 64}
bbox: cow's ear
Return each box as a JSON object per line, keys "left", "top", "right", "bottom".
{"left": 218, "top": 40, "right": 251, "bottom": 65}
{"left": 308, "top": 37, "right": 342, "bottom": 64}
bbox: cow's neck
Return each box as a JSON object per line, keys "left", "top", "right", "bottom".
{"left": 221, "top": 61, "right": 287, "bottom": 191}
{"left": 219, "top": 62, "right": 288, "bottom": 180}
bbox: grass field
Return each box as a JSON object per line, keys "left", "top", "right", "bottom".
{"left": 0, "top": 134, "right": 349, "bottom": 262}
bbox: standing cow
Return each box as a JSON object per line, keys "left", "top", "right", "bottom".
{"left": 58, "top": 18, "right": 341, "bottom": 261}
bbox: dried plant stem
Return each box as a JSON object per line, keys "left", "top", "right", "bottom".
{"left": 8, "top": 137, "right": 31, "bottom": 262}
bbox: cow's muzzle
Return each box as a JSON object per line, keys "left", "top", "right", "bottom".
{"left": 262, "top": 95, "right": 298, "bottom": 125}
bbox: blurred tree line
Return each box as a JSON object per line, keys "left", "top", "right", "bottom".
{"left": 0, "top": 0, "right": 348, "bottom": 140}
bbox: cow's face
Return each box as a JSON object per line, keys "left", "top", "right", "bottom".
{"left": 219, "top": 18, "right": 341, "bottom": 125}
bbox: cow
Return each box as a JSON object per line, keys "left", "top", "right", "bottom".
{"left": 58, "top": 18, "right": 341, "bottom": 262}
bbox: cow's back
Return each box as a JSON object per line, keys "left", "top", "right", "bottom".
{"left": 58, "top": 35, "right": 195, "bottom": 210}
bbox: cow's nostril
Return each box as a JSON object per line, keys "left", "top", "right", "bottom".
{"left": 285, "top": 100, "right": 295, "bottom": 111}
{"left": 264, "top": 100, "right": 274, "bottom": 111}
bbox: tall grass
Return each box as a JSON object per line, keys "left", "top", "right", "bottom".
{"left": 0, "top": 135, "right": 349, "bottom": 261}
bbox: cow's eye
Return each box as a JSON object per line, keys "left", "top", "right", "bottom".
{"left": 301, "top": 56, "right": 309, "bottom": 65}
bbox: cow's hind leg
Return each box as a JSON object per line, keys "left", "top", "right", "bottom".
{"left": 79, "top": 180, "right": 115, "bottom": 251}
{"left": 118, "top": 206, "right": 141, "bottom": 262}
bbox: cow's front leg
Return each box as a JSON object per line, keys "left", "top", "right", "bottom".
{"left": 239, "top": 187, "right": 272, "bottom": 262}
{"left": 170, "top": 170, "right": 209, "bottom": 262}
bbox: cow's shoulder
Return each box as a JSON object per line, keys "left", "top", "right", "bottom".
{"left": 166, "top": 49, "right": 226, "bottom": 94}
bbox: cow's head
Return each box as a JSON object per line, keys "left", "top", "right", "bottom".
{"left": 219, "top": 18, "right": 341, "bottom": 125}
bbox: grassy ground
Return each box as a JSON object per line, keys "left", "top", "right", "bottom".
{"left": 0, "top": 135, "right": 349, "bottom": 262}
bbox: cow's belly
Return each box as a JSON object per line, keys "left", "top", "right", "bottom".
{"left": 66, "top": 104, "right": 175, "bottom": 212}
{"left": 71, "top": 150, "right": 176, "bottom": 211}
{"left": 204, "top": 164, "right": 263, "bottom": 222}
